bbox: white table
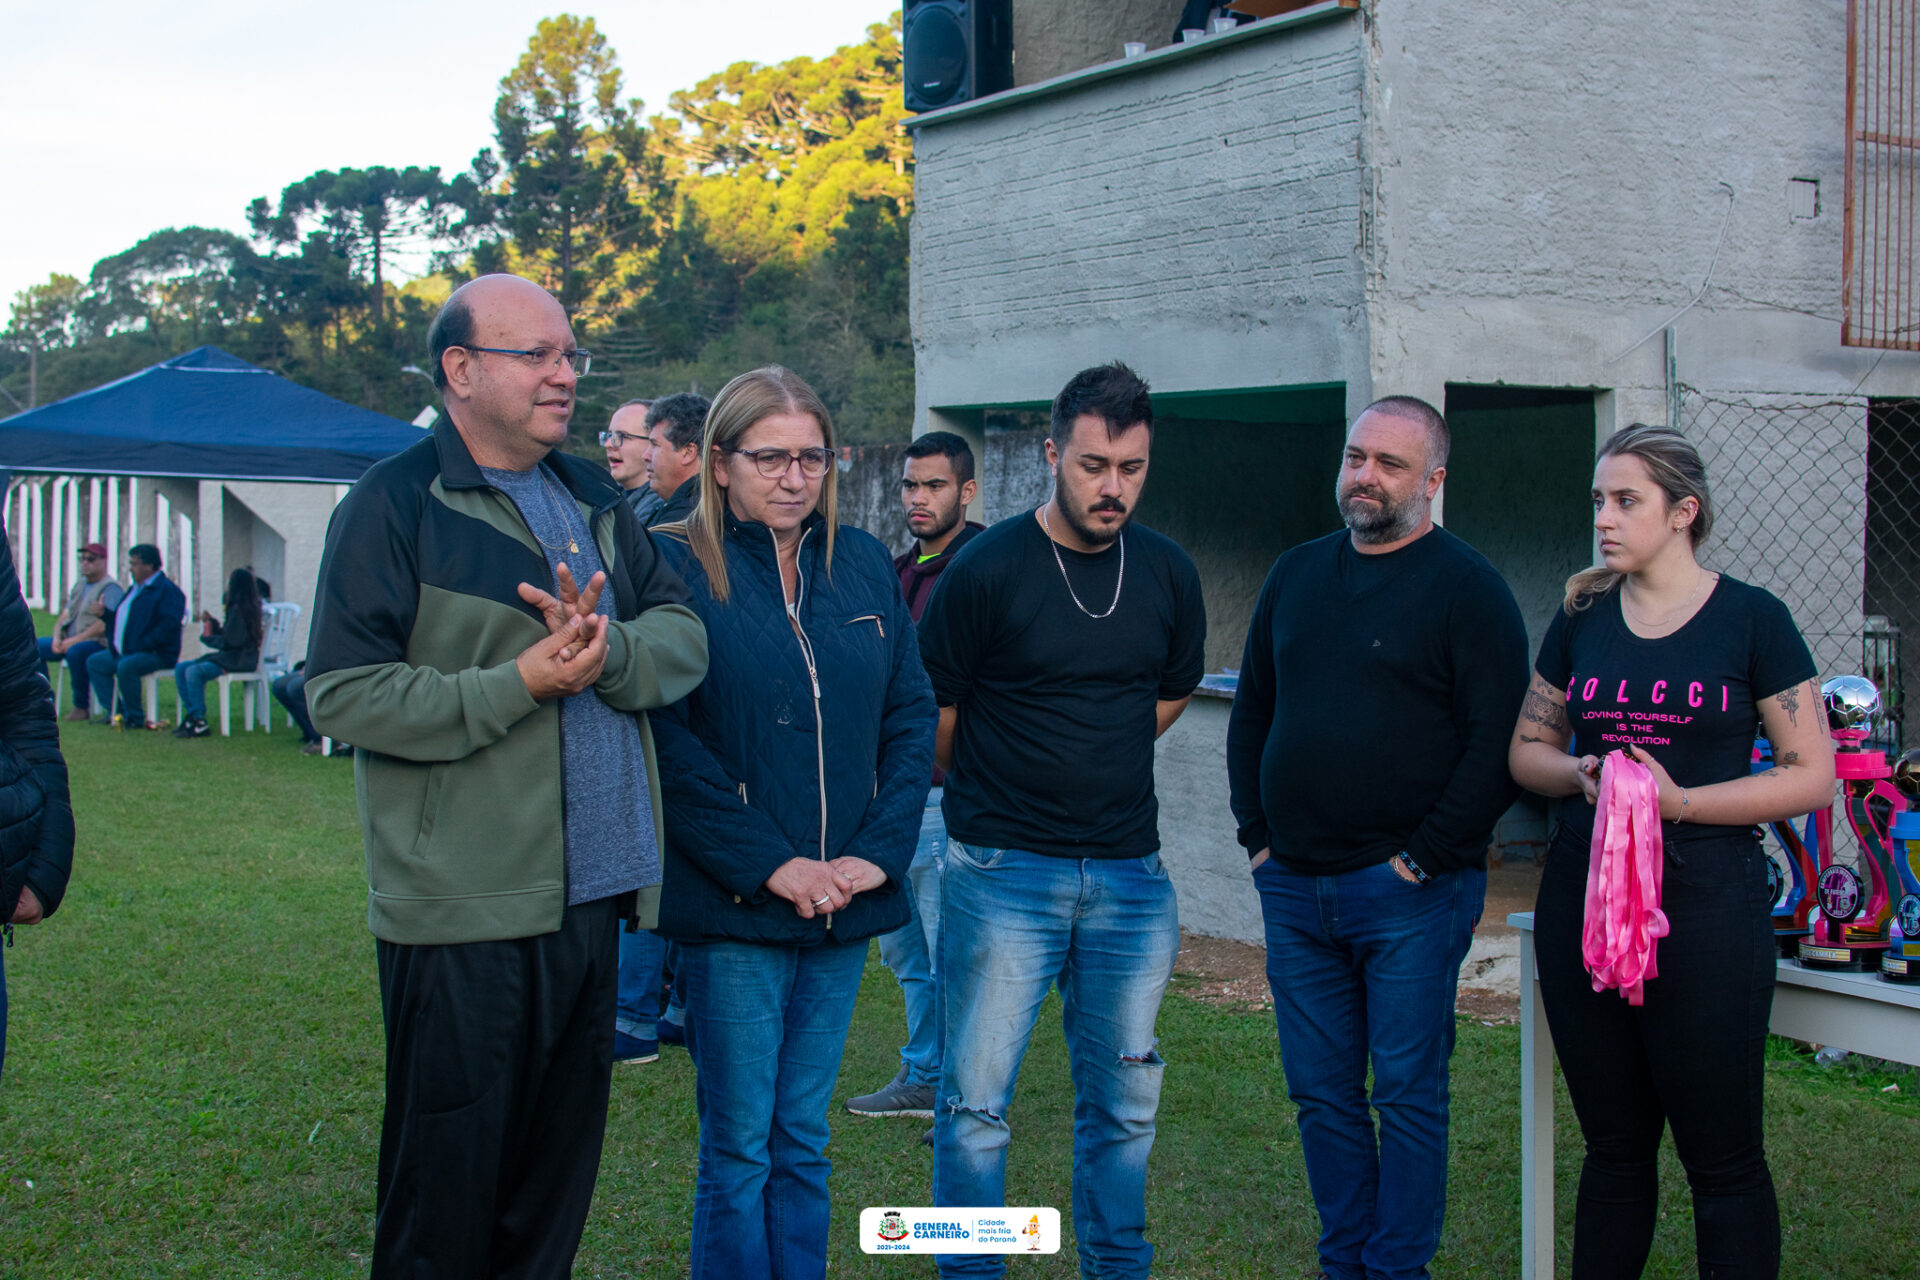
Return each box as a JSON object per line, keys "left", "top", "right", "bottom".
{"left": 1510, "top": 910, "right": 1920, "bottom": 1279}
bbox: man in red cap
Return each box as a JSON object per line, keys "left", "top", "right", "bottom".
{"left": 37, "top": 542, "right": 123, "bottom": 721}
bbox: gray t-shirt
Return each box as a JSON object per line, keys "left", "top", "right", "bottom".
{"left": 482, "top": 462, "right": 661, "bottom": 906}
{"left": 60, "top": 577, "right": 124, "bottom": 641}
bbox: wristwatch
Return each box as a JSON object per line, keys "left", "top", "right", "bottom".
{"left": 1393, "top": 852, "right": 1430, "bottom": 884}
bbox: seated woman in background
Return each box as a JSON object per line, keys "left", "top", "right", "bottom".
{"left": 171, "top": 568, "right": 263, "bottom": 739}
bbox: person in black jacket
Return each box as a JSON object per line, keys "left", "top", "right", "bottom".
{"left": 649, "top": 365, "right": 935, "bottom": 1280}
{"left": 171, "top": 568, "right": 264, "bottom": 739}
{"left": 0, "top": 527, "right": 75, "bottom": 1078}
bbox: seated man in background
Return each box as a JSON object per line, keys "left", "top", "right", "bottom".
{"left": 272, "top": 663, "right": 329, "bottom": 756}
{"left": 84, "top": 543, "right": 184, "bottom": 730}
{"left": 38, "top": 543, "right": 123, "bottom": 722}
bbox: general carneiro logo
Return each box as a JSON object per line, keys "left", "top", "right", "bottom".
{"left": 877, "top": 1211, "right": 909, "bottom": 1242}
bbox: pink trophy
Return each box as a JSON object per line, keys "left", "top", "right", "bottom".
{"left": 1798, "top": 675, "right": 1901, "bottom": 971}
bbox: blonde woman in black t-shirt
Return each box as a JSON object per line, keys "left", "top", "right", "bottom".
{"left": 1508, "top": 423, "right": 1833, "bottom": 1279}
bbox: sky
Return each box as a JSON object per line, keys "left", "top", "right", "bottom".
{"left": 0, "top": 0, "right": 899, "bottom": 312}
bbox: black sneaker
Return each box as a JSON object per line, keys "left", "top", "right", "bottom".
{"left": 172, "top": 717, "right": 211, "bottom": 739}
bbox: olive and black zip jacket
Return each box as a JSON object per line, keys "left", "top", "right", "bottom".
{"left": 305, "top": 422, "right": 709, "bottom": 946}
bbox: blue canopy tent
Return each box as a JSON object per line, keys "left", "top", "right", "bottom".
{"left": 0, "top": 346, "right": 426, "bottom": 482}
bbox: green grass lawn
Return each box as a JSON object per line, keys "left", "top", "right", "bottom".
{"left": 1, "top": 676, "right": 1916, "bottom": 1277}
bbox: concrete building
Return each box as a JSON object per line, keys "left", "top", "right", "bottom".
{"left": 904, "top": 0, "right": 1920, "bottom": 939}
{"left": 9, "top": 474, "right": 342, "bottom": 667}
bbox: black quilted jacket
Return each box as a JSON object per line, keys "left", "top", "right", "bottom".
{"left": 649, "top": 509, "right": 936, "bottom": 946}
{"left": 0, "top": 529, "right": 73, "bottom": 925}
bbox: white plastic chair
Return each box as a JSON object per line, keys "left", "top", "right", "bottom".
{"left": 219, "top": 602, "right": 300, "bottom": 736}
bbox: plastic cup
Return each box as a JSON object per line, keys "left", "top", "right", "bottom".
{"left": 1182, "top": 27, "right": 1206, "bottom": 42}
{"left": 1123, "top": 41, "right": 1147, "bottom": 57}
{"left": 1210, "top": 16, "right": 1238, "bottom": 33}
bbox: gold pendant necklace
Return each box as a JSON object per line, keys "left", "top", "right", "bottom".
{"left": 535, "top": 466, "right": 580, "bottom": 554}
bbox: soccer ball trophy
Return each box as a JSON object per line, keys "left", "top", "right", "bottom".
{"left": 1753, "top": 736, "right": 1820, "bottom": 957}
{"left": 1798, "top": 676, "right": 1901, "bottom": 971}
{"left": 1882, "top": 750, "right": 1920, "bottom": 983}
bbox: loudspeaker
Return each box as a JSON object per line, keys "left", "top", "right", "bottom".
{"left": 903, "top": 0, "right": 1013, "bottom": 113}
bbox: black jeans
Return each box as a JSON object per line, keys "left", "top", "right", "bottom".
{"left": 1535, "top": 826, "right": 1780, "bottom": 1279}
{"left": 372, "top": 895, "right": 620, "bottom": 1279}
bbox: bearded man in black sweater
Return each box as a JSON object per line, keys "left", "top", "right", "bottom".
{"left": 1227, "top": 395, "right": 1527, "bottom": 1280}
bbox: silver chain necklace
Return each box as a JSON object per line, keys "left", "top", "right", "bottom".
{"left": 1039, "top": 505, "right": 1124, "bottom": 619}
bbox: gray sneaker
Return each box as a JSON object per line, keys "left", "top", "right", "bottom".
{"left": 845, "top": 1065, "right": 936, "bottom": 1118}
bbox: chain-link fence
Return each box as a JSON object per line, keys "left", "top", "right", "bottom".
{"left": 1682, "top": 387, "right": 1920, "bottom": 750}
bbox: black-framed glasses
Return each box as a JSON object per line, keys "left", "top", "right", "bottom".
{"left": 460, "top": 345, "right": 592, "bottom": 376}
{"left": 730, "top": 446, "right": 835, "bottom": 479}
{"left": 77, "top": 553, "right": 101, "bottom": 561}
{"left": 598, "top": 430, "right": 647, "bottom": 448}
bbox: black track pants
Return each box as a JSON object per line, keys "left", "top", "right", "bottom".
{"left": 372, "top": 895, "right": 621, "bottom": 1280}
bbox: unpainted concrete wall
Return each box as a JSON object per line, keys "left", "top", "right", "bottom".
{"left": 1155, "top": 695, "right": 1264, "bottom": 943}
{"left": 1010, "top": 0, "right": 1187, "bottom": 85}
{"left": 911, "top": 16, "right": 1370, "bottom": 419}
{"left": 1363, "top": 0, "right": 1919, "bottom": 406}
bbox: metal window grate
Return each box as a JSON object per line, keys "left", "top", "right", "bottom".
{"left": 1843, "top": 0, "right": 1920, "bottom": 349}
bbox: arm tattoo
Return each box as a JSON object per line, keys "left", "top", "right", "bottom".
{"left": 1780, "top": 750, "right": 1801, "bottom": 767}
{"left": 1519, "top": 733, "right": 1545, "bottom": 745}
{"left": 1776, "top": 684, "right": 1802, "bottom": 727}
{"left": 1521, "top": 688, "right": 1571, "bottom": 736}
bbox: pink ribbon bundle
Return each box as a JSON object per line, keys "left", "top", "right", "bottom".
{"left": 1582, "top": 749, "right": 1670, "bottom": 1006}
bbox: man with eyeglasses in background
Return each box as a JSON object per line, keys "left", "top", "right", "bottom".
{"left": 38, "top": 542, "right": 123, "bottom": 722}
{"left": 305, "top": 273, "right": 708, "bottom": 1277}
{"left": 601, "top": 399, "right": 662, "bottom": 523}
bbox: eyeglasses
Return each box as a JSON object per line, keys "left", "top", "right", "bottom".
{"left": 598, "top": 430, "right": 648, "bottom": 448}
{"left": 730, "top": 446, "right": 835, "bottom": 479}
{"left": 77, "top": 553, "right": 101, "bottom": 562}
{"left": 460, "top": 345, "right": 592, "bottom": 376}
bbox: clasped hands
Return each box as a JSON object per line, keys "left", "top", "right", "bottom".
{"left": 515, "top": 563, "right": 610, "bottom": 701}
{"left": 765, "top": 856, "right": 889, "bottom": 920}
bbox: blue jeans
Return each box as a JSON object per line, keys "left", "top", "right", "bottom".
{"left": 934, "top": 845, "right": 1180, "bottom": 1280}
{"left": 678, "top": 938, "right": 869, "bottom": 1280}
{"left": 616, "top": 926, "right": 668, "bottom": 1041}
{"left": 173, "top": 658, "right": 225, "bottom": 721}
{"left": 272, "top": 671, "right": 320, "bottom": 743}
{"left": 86, "top": 649, "right": 165, "bottom": 725}
{"left": 38, "top": 637, "right": 105, "bottom": 710}
{"left": 876, "top": 788, "right": 946, "bottom": 1087}
{"left": 1253, "top": 858, "right": 1486, "bottom": 1280}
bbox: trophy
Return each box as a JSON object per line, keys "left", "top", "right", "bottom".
{"left": 1798, "top": 676, "right": 1901, "bottom": 971}
{"left": 1882, "top": 751, "right": 1920, "bottom": 983}
{"left": 1753, "top": 736, "right": 1819, "bottom": 956}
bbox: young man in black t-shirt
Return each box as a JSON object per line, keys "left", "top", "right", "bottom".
{"left": 1226, "top": 396, "right": 1527, "bottom": 1280}
{"left": 919, "top": 364, "right": 1204, "bottom": 1280}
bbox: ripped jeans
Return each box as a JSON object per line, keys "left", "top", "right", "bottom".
{"left": 933, "top": 844, "right": 1179, "bottom": 1279}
